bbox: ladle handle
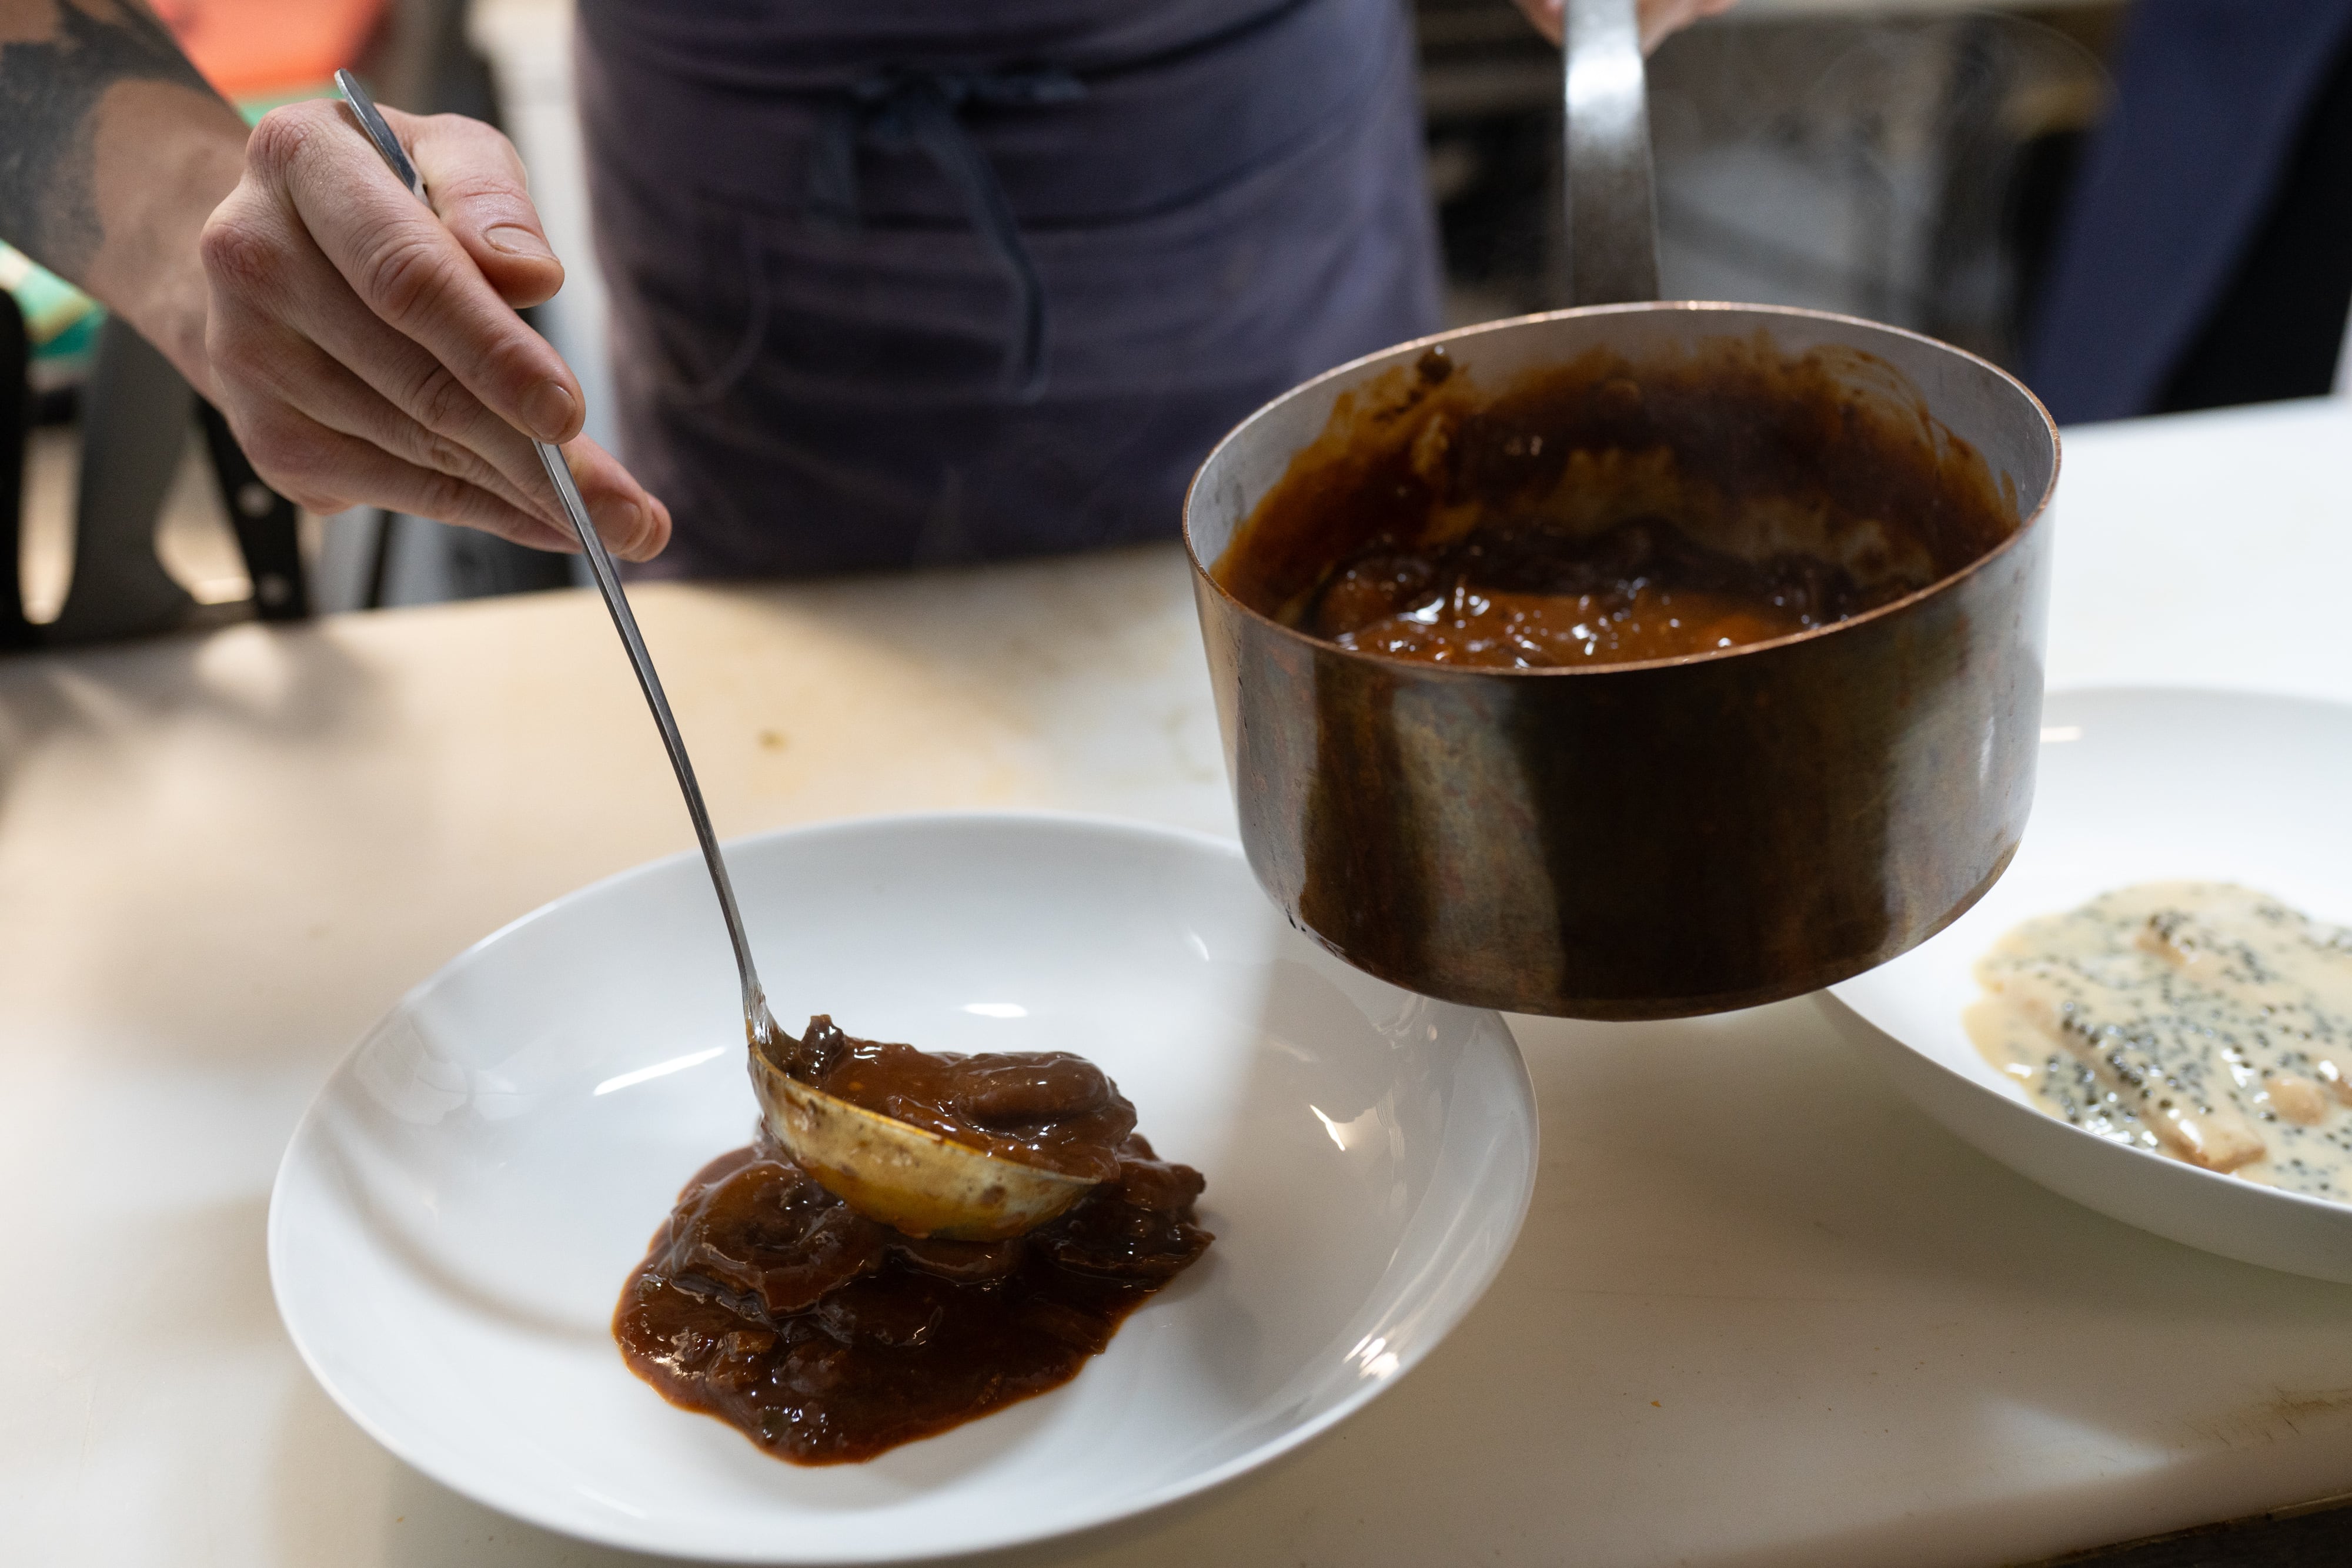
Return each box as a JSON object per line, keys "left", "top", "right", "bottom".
{"left": 332, "top": 71, "right": 779, "bottom": 1051}
{"left": 1562, "top": 0, "right": 1662, "bottom": 306}
{"left": 534, "top": 443, "right": 777, "bottom": 1049}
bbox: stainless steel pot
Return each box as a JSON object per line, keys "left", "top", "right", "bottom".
{"left": 1180, "top": 0, "right": 2060, "bottom": 1019}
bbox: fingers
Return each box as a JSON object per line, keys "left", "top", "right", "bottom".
{"left": 404, "top": 111, "right": 567, "bottom": 312}
{"left": 209, "top": 266, "right": 670, "bottom": 560}
{"left": 245, "top": 99, "right": 583, "bottom": 444}
{"left": 201, "top": 96, "right": 674, "bottom": 562}
{"left": 206, "top": 174, "right": 557, "bottom": 507}
{"left": 564, "top": 436, "right": 673, "bottom": 563}
{"left": 210, "top": 305, "right": 549, "bottom": 519}
{"left": 225, "top": 399, "right": 576, "bottom": 551}
{"left": 211, "top": 293, "right": 672, "bottom": 560}
{"left": 212, "top": 189, "right": 671, "bottom": 554}
{"left": 215, "top": 383, "right": 659, "bottom": 564}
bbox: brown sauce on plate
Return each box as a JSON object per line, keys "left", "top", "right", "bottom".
{"left": 616, "top": 1031, "right": 1211, "bottom": 1465}
{"left": 1212, "top": 337, "right": 2020, "bottom": 668}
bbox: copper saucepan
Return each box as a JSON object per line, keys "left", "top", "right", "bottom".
{"left": 1181, "top": 0, "right": 2060, "bottom": 1019}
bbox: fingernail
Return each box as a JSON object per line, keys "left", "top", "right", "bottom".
{"left": 638, "top": 498, "right": 671, "bottom": 559}
{"left": 486, "top": 224, "right": 554, "bottom": 260}
{"left": 522, "top": 379, "right": 577, "bottom": 442}
{"left": 594, "top": 497, "right": 646, "bottom": 553}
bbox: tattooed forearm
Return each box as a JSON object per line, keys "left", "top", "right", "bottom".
{"left": 0, "top": 0, "right": 225, "bottom": 276}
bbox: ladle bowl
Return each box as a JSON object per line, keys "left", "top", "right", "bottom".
{"left": 749, "top": 1047, "right": 1099, "bottom": 1241}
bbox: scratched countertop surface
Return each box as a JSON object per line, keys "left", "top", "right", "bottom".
{"left": 4, "top": 395, "right": 2351, "bottom": 1568}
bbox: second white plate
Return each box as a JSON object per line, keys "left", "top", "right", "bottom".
{"left": 1826, "top": 687, "right": 2352, "bottom": 1281}
{"left": 269, "top": 813, "right": 1536, "bottom": 1562}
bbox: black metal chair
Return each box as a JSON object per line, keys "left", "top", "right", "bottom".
{"left": 0, "top": 309, "right": 309, "bottom": 647}
{"left": 2, "top": 293, "right": 34, "bottom": 650}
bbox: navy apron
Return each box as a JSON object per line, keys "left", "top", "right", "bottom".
{"left": 575, "top": 0, "right": 1444, "bottom": 579}
{"left": 2023, "top": 0, "right": 2352, "bottom": 422}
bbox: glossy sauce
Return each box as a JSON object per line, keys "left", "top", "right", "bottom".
{"left": 1213, "top": 340, "right": 2019, "bottom": 668}
{"left": 616, "top": 1134, "right": 1210, "bottom": 1463}
{"left": 1308, "top": 517, "right": 1882, "bottom": 669}
{"left": 1968, "top": 882, "right": 2352, "bottom": 1198}
{"left": 783, "top": 1014, "right": 1135, "bottom": 1181}
{"left": 618, "top": 1027, "right": 1211, "bottom": 1464}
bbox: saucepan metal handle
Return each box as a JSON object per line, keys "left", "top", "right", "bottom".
{"left": 1562, "top": 0, "right": 1662, "bottom": 306}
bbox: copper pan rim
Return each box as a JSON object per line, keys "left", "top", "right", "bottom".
{"left": 1181, "top": 299, "right": 2062, "bottom": 681}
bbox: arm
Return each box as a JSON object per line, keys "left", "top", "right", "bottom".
{"left": 0, "top": 0, "right": 243, "bottom": 384}
{"left": 0, "top": 0, "right": 666, "bottom": 557}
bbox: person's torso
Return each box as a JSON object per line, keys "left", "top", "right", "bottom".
{"left": 576, "top": 0, "right": 1305, "bottom": 93}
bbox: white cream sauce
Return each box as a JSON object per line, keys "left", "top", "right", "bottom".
{"left": 1967, "top": 882, "right": 2352, "bottom": 1200}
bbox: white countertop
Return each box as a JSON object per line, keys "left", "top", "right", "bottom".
{"left": 4, "top": 394, "right": 2350, "bottom": 1568}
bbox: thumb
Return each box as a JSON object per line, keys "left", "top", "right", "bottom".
{"left": 396, "top": 108, "right": 566, "bottom": 310}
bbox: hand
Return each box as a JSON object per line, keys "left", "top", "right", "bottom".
{"left": 198, "top": 99, "right": 669, "bottom": 559}
{"left": 1512, "top": 0, "right": 1742, "bottom": 53}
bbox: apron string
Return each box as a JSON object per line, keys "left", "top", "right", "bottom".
{"left": 806, "top": 68, "right": 1085, "bottom": 403}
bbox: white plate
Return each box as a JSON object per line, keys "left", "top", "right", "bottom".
{"left": 269, "top": 813, "right": 1536, "bottom": 1562}
{"left": 1825, "top": 687, "right": 2352, "bottom": 1281}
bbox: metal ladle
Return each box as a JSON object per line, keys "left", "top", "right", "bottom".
{"left": 333, "top": 72, "right": 1095, "bottom": 1241}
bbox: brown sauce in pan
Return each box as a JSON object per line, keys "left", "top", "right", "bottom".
{"left": 1213, "top": 337, "right": 2022, "bottom": 669}
{"left": 783, "top": 1015, "right": 1135, "bottom": 1181}
{"left": 616, "top": 1031, "right": 1210, "bottom": 1465}
{"left": 1308, "top": 516, "right": 1889, "bottom": 668}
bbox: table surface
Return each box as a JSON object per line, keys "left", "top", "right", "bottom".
{"left": 5, "top": 394, "right": 2351, "bottom": 1568}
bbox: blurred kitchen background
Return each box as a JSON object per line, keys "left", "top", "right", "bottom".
{"left": 2, "top": 0, "right": 2344, "bottom": 643}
